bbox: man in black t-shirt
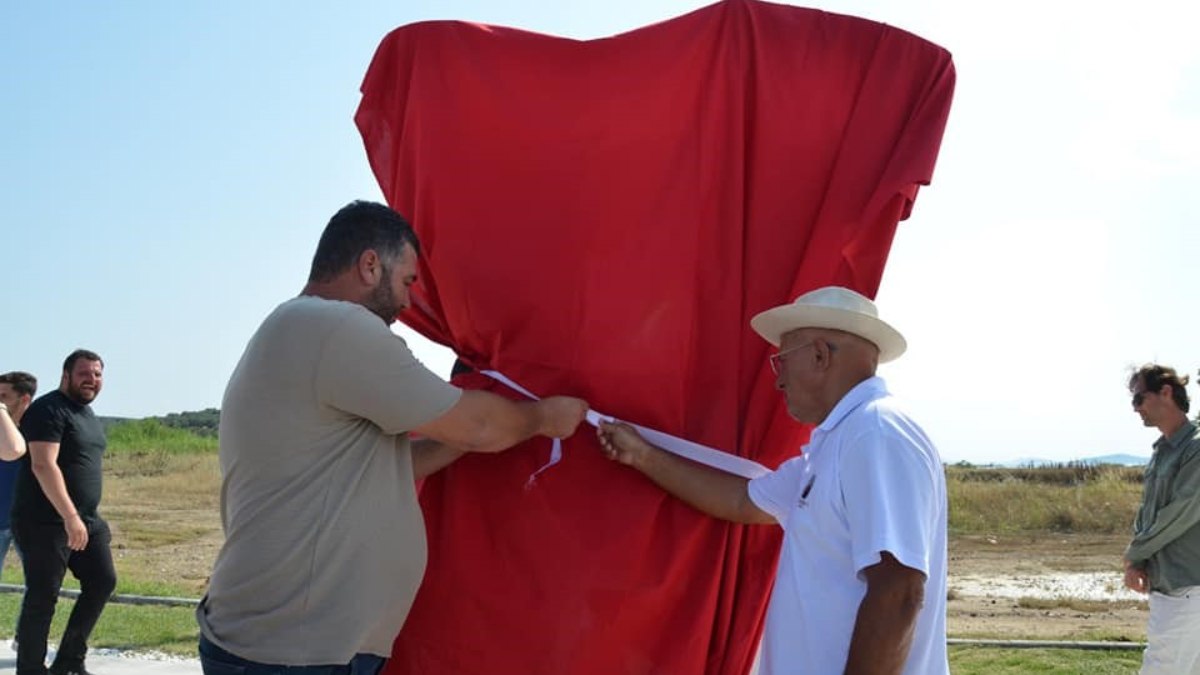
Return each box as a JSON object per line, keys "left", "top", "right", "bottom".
{"left": 12, "top": 350, "right": 116, "bottom": 675}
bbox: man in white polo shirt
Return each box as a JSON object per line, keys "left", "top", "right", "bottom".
{"left": 598, "top": 286, "right": 947, "bottom": 675}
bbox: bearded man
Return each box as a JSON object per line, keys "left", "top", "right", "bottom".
{"left": 13, "top": 350, "right": 115, "bottom": 675}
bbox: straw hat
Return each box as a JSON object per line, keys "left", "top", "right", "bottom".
{"left": 750, "top": 286, "right": 906, "bottom": 363}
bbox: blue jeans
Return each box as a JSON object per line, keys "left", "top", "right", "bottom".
{"left": 0, "top": 525, "right": 22, "bottom": 642}
{"left": 0, "top": 526, "right": 20, "bottom": 568}
{"left": 199, "top": 635, "right": 386, "bottom": 675}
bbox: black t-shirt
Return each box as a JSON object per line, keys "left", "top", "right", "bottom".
{"left": 12, "top": 390, "right": 106, "bottom": 525}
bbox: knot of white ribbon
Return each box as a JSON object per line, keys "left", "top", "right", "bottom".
{"left": 479, "top": 370, "right": 770, "bottom": 489}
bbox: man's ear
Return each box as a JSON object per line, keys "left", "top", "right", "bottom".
{"left": 356, "top": 249, "right": 382, "bottom": 285}
{"left": 813, "top": 339, "right": 834, "bottom": 369}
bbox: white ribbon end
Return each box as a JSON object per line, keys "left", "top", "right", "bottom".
{"left": 523, "top": 438, "right": 564, "bottom": 489}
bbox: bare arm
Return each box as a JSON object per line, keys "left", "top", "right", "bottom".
{"left": 843, "top": 552, "right": 925, "bottom": 675}
{"left": 414, "top": 391, "right": 587, "bottom": 454}
{"left": 28, "top": 441, "right": 89, "bottom": 550}
{"left": 0, "top": 405, "right": 25, "bottom": 461}
{"left": 597, "top": 422, "right": 773, "bottom": 525}
{"left": 411, "top": 438, "right": 467, "bottom": 480}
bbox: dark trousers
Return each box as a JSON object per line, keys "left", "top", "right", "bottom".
{"left": 199, "top": 634, "right": 386, "bottom": 675}
{"left": 13, "top": 517, "right": 116, "bottom": 675}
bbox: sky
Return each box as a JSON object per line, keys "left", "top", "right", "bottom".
{"left": 1, "top": 0, "right": 1197, "bottom": 465}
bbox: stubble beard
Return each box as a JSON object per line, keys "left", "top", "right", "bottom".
{"left": 67, "top": 380, "right": 97, "bottom": 405}
{"left": 366, "top": 271, "right": 398, "bottom": 325}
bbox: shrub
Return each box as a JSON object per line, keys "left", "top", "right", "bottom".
{"left": 106, "top": 418, "right": 217, "bottom": 455}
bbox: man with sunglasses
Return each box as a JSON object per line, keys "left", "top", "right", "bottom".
{"left": 1124, "top": 364, "right": 1200, "bottom": 674}
{"left": 598, "top": 286, "right": 947, "bottom": 675}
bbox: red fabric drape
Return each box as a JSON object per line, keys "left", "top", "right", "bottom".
{"left": 356, "top": 1, "right": 954, "bottom": 673}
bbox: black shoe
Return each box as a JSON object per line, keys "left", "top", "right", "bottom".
{"left": 49, "top": 666, "right": 94, "bottom": 675}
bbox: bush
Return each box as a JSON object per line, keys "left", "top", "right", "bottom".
{"left": 106, "top": 418, "right": 217, "bottom": 455}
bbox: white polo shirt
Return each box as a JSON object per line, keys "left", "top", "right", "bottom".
{"left": 748, "top": 376, "right": 948, "bottom": 675}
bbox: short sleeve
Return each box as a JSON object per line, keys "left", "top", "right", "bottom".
{"left": 19, "top": 398, "right": 67, "bottom": 444}
{"left": 748, "top": 455, "right": 808, "bottom": 526}
{"left": 316, "top": 308, "right": 462, "bottom": 435}
{"left": 840, "top": 426, "right": 939, "bottom": 579}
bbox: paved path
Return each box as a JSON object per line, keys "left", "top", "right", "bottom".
{"left": 0, "top": 640, "right": 757, "bottom": 674}
{"left": 0, "top": 640, "right": 201, "bottom": 674}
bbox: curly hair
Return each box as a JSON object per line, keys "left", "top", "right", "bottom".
{"left": 1129, "top": 364, "right": 1190, "bottom": 413}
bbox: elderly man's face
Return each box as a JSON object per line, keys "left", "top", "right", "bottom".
{"left": 774, "top": 329, "right": 826, "bottom": 424}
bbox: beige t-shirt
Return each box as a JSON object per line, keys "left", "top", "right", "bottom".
{"left": 196, "top": 296, "right": 461, "bottom": 664}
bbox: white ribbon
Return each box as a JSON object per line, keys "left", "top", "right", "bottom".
{"left": 480, "top": 370, "right": 770, "bottom": 488}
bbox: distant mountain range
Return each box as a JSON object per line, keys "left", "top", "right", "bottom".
{"left": 995, "top": 453, "right": 1149, "bottom": 468}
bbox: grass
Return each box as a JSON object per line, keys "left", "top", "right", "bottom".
{"left": 0, "top": 547, "right": 201, "bottom": 657}
{"left": 0, "top": 593, "right": 197, "bottom": 655}
{"left": 948, "top": 646, "right": 1143, "bottom": 673}
{"left": 0, "top": 423, "right": 1157, "bottom": 667}
{"left": 106, "top": 418, "right": 218, "bottom": 456}
{"left": 947, "top": 465, "right": 1143, "bottom": 534}
{"left": 0, "top": 419, "right": 218, "bottom": 656}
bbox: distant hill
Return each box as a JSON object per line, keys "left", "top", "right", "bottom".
{"left": 100, "top": 408, "right": 220, "bottom": 437}
{"left": 1085, "top": 453, "right": 1150, "bottom": 467}
{"left": 997, "top": 453, "right": 1149, "bottom": 468}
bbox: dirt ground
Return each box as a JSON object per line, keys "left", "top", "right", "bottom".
{"left": 95, "top": 453, "right": 1149, "bottom": 646}
{"left": 947, "top": 533, "right": 1147, "bottom": 642}
{"left": 127, "top": 528, "right": 1148, "bottom": 643}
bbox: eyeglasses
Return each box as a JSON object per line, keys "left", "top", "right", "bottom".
{"left": 769, "top": 341, "right": 820, "bottom": 375}
{"left": 1132, "top": 390, "right": 1155, "bottom": 407}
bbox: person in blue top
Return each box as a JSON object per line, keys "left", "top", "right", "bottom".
{"left": 0, "top": 371, "right": 37, "bottom": 564}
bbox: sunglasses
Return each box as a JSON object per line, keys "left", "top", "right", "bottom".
{"left": 1132, "top": 390, "right": 1155, "bottom": 407}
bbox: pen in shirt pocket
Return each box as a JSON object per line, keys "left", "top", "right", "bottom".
{"left": 799, "top": 474, "right": 816, "bottom": 505}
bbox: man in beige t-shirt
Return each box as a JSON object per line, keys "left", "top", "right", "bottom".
{"left": 196, "top": 201, "right": 587, "bottom": 675}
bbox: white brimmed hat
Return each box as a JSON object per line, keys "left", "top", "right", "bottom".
{"left": 750, "top": 286, "right": 906, "bottom": 363}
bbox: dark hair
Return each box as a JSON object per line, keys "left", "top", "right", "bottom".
{"left": 307, "top": 201, "right": 420, "bottom": 283}
{"left": 63, "top": 349, "right": 104, "bottom": 374}
{"left": 0, "top": 371, "right": 37, "bottom": 398}
{"left": 450, "top": 358, "right": 475, "bottom": 378}
{"left": 1130, "top": 364, "right": 1190, "bottom": 413}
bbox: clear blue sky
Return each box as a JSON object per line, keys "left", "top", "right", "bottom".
{"left": 2, "top": 0, "right": 1197, "bottom": 464}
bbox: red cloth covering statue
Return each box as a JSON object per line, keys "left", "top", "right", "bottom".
{"left": 356, "top": 1, "right": 954, "bottom": 672}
